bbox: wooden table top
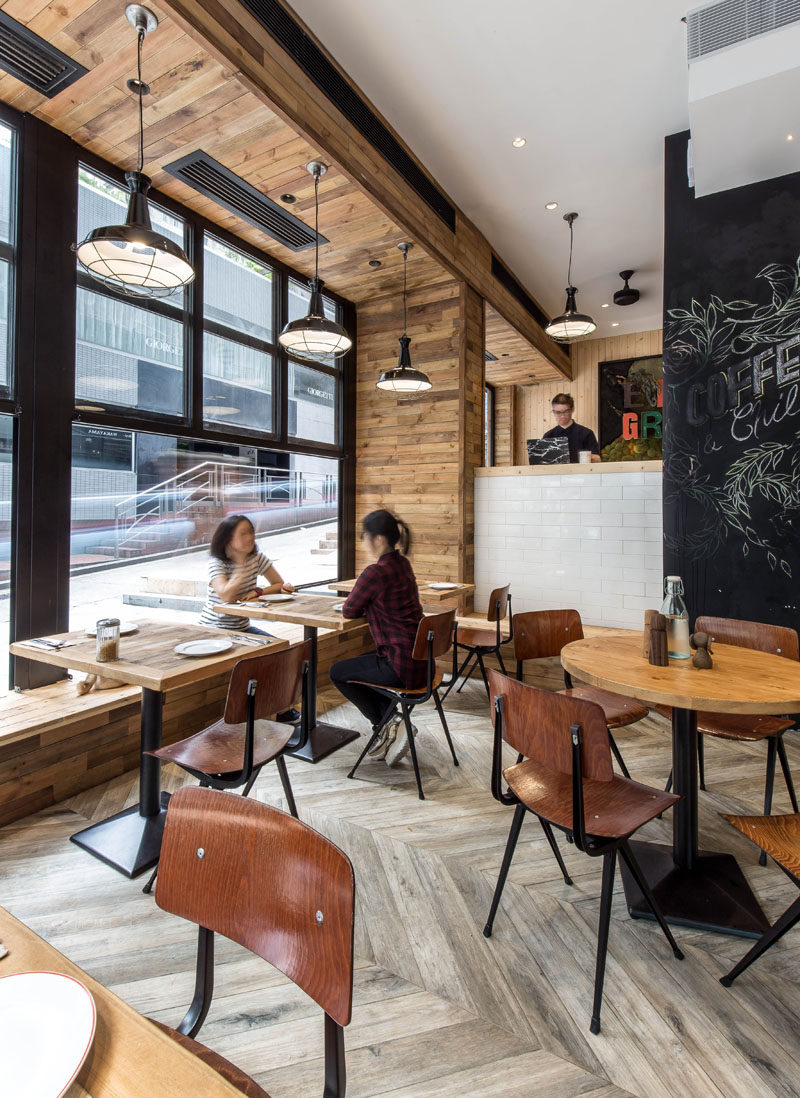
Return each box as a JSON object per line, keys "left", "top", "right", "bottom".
{"left": 561, "top": 632, "right": 800, "bottom": 715}
{"left": 330, "top": 578, "right": 475, "bottom": 601}
{"left": 10, "top": 621, "right": 288, "bottom": 692}
{"left": 0, "top": 906, "right": 242, "bottom": 1097}
{"left": 214, "top": 593, "right": 367, "bottom": 632}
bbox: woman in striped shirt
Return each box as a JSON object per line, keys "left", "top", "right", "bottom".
{"left": 199, "top": 514, "right": 294, "bottom": 633}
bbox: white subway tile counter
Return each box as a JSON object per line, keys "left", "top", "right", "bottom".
{"left": 475, "top": 461, "right": 663, "bottom": 630}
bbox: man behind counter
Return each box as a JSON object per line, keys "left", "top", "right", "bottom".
{"left": 543, "top": 392, "right": 601, "bottom": 463}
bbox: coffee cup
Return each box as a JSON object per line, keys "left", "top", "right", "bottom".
{"left": 578, "top": 450, "right": 592, "bottom": 464}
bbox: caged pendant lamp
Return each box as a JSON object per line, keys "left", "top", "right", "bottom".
{"left": 74, "top": 5, "right": 194, "bottom": 299}
{"left": 544, "top": 212, "right": 596, "bottom": 341}
{"left": 376, "top": 242, "right": 432, "bottom": 393}
{"left": 278, "top": 161, "right": 352, "bottom": 360}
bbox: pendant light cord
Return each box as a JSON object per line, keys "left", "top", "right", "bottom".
{"left": 403, "top": 247, "right": 408, "bottom": 335}
{"left": 567, "top": 217, "right": 574, "bottom": 289}
{"left": 313, "top": 167, "right": 320, "bottom": 282}
{"left": 136, "top": 28, "right": 145, "bottom": 174}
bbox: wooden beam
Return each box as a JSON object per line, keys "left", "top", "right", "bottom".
{"left": 159, "top": 0, "right": 571, "bottom": 379}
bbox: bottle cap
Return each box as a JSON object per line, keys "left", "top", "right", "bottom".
{"left": 665, "top": 575, "right": 681, "bottom": 583}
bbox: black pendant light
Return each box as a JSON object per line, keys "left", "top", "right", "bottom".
{"left": 74, "top": 5, "right": 194, "bottom": 299}
{"left": 544, "top": 212, "right": 596, "bottom": 341}
{"left": 377, "top": 242, "right": 432, "bottom": 393}
{"left": 278, "top": 161, "right": 352, "bottom": 360}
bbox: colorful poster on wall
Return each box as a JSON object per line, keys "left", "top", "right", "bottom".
{"left": 597, "top": 354, "right": 663, "bottom": 461}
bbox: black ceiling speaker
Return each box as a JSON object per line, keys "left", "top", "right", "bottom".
{"left": 614, "top": 269, "right": 640, "bottom": 306}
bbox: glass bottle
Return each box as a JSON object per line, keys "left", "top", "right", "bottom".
{"left": 660, "top": 576, "right": 690, "bottom": 660}
{"left": 96, "top": 618, "right": 120, "bottom": 663}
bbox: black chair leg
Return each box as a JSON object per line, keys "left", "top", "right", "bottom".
{"left": 476, "top": 651, "right": 491, "bottom": 697}
{"left": 455, "top": 651, "right": 478, "bottom": 693}
{"left": 403, "top": 705, "right": 425, "bottom": 800}
{"left": 761, "top": 738, "right": 779, "bottom": 865}
{"left": 618, "top": 840, "right": 683, "bottom": 959}
{"left": 433, "top": 688, "right": 459, "bottom": 766}
{"left": 241, "top": 764, "right": 265, "bottom": 800}
{"left": 665, "top": 768, "right": 673, "bottom": 793}
{"left": 441, "top": 644, "right": 473, "bottom": 700}
{"left": 776, "top": 734, "right": 799, "bottom": 812}
{"left": 721, "top": 894, "right": 800, "bottom": 987}
{"left": 275, "top": 755, "right": 298, "bottom": 817}
{"left": 590, "top": 849, "right": 617, "bottom": 1035}
{"left": 540, "top": 820, "right": 573, "bottom": 886}
{"left": 347, "top": 730, "right": 380, "bottom": 779}
{"left": 496, "top": 650, "right": 508, "bottom": 676}
{"left": 484, "top": 802, "right": 526, "bottom": 937}
{"left": 607, "top": 731, "right": 631, "bottom": 779}
{"left": 142, "top": 863, "right": 158, "bottom": 895}
{"left": 698, "top": 733, "right": 706, "bottom": 790}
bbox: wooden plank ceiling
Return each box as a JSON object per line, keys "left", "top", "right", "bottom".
{"left": 0, "top": 0, "right": 445, "bottom": 301}
{"left": 0, "top": 0, "right": 563, "bottom": 382}
{"left": 485, "top": 304, "right": 561, "bottom": 385}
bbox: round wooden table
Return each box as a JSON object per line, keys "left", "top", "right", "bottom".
{"left": 562, "top": 632, "right": 800, "bottom": 938}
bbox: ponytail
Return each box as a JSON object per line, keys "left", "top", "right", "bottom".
{"left": 362, "top": 509, "right": 412, "bottom": 555}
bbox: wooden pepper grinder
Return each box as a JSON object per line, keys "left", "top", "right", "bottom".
{"left": 648, "top": 613, "right": 669, "bottom": 666}
{"left": 643, "top": 609, "right": 658, "bottom": 659}
{"left": 690, "top": 631, "right": 713, "bottom": 669}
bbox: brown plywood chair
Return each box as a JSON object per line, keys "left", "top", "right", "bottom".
{"left": 153, "top": 785, "right": 355, "bottom": 1098}
{"left": 720, "top": 812, "right": 800, "bottom": 986}
{"left": 142, "top": 643, "right": 311, "bottom": 894}
{"left": 513, "top": 609, "right": 648, "bottom": 778}
{"left": 346, "top": 608, "right": 458, "bottom": 799}
{"left": 661, "top": 617, "right": 799, "bottom": 864}
{"left": 483, "top": 669, "right": 682, "bottom": 1034}
{"left": 442, "top": 585, "right": 513, "bottom": 699}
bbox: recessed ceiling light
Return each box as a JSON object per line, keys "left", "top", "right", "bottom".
{"left": 368, "top": 259, "right": 382, "bottom": 268}
{"left": 601, "top": 303, "right": 610, "bottom": 308}
{"left": 788, "top": 134, "right": 795, "bottom": 142}
{"left": 279, "top": 193, "right": 296, "bottom": 203}
{"left": 611, "top": 322, "right": 620, "bottom": 327}
{"left": 512, "top": 137, "right": 526, "bottom": 148}
{"left": 545, "top": 201, "right": 558, "bottom": 210}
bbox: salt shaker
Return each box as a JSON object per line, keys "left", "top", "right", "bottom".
{"left": 96, "top": 618, "right": 120, "bottom": 662}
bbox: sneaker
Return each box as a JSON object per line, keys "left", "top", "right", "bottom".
{"left": 368, "top": 716, "right": 399, "bottom": 760}
{"left": 385, "top": 722, "right": 418, "bottom": 767}
{"left": 276, "top": 708, "right": 302, "bottom": 724}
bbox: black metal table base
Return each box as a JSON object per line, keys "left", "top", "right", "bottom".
{"left": 70, "top": 791, "right": 171, "bottom": 879}
{"left": 287, "top": 721, "right": 360, "bottom": 763}
{"left": 621, "top": 840, "right": 771, "bottom": 939}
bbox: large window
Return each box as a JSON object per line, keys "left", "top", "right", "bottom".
{"left": 69, "top": 427, "right": 338, "bottom": 631}
{"left": 0, "top": 122, "right": 16, "bottom": 397}
{"left": 0, "top": 414, "right": 12, "bottom": 672}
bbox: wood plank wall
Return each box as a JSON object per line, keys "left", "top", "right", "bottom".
{"left": 513, "top": 329, "right": 663, "bottom": 464}
{"left": 355, "top": 279, "right": 484, "bottom": 595}
{"left": 493, "top": 386, "right": 515, "bottom": 465}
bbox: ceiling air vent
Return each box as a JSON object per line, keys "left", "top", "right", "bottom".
{"left": 163, "top": 151, "right": 327, "bottom": 252}
{"left": 490, "top": 255, "right": 549, "bottom": 330}
{"left": 687, "top": 0, "right": 800, "bottom": 61}
{"left": 0, "top": 10, "right": 87, "bottom": 97}
{"left": 236, "top": 0, "right": 457, "bottom": 232}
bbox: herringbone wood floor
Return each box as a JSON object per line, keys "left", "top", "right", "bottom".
{"left": 2, "top": 663, "right": 800, "bottom": 1098}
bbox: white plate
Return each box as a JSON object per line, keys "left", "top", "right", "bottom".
{"left": 0, "top": 970, "right": 96, "bottom": 1098}
{"left": 173, "top": 638, "right": 233, "bottom": 657}
{"left": 85, "top": 622, "right": 139, "bottom": 637}
{"left": 332, "top": 602, "right": 345, "bottom": 612}
{"left": 258, "top": 593, "right": 295, "bottom": 603}
{"left": 429, "top": 582, "right": 461, "bottom": 590}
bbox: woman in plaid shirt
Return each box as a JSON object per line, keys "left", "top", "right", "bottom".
{"left": 330, "top": 510, "right": 424, "bottom": 767}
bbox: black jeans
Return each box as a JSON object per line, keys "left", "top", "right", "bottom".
{"left": 329, "top": 651, "right": 402, "bottom": 728}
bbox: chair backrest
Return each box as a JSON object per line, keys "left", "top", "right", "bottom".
{"left": 156, "top": 786, "right": 355, "bottom": 1027}
{"left": 513, "top": 609, "right": 584, "bottom": 662}
{"left": 485, "top": 584, "right": 510, "bottom": 622}
{"left": 695, "top": 616, "right": 799, "bottom": 662}
{"left": 412, "top": 608, "right": 456, "bottom": 661}
{"left": 488, "top": 667, "right": 613, "bottom": 781}
{"left": 224, "top": 641, "right": 312, "bottom": 723}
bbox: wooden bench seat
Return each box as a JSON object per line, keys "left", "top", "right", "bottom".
{"left": 0, "top": 680, "right": 141, "bottom": 751}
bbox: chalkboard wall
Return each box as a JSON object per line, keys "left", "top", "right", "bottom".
{"left": 663, "top": 131, "right": 800, "bottom": 630}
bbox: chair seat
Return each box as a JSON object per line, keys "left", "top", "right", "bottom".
{"left": 457, "top": 627, "right": 509, "bottom": 648}
{"left": 722, "top": 812, "right": 800, "bottom": 878}
{"left": 350, "top": 667, "right": 443, "bottom": 696}
{"left": 655, "top": 704, "right": 793, "bottom": 741}
{"left": 505, "top": 758, "right": 679, "bottom": 839}
{"left": 148, "top": 718, "right": 296, "bottom": 775}
{"left": 150, "top": 1018, "right": 270, "bottom": 1097}
{"left": 559, "top": 686, "right": 648, "bottom": 729}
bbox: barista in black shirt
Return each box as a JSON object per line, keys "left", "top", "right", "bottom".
{"left": 543, "top": 392, "right": 601, "bottom": 462}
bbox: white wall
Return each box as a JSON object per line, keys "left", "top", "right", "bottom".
{"left": 474, "top": 469, "right": 663, "bottom": 630}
